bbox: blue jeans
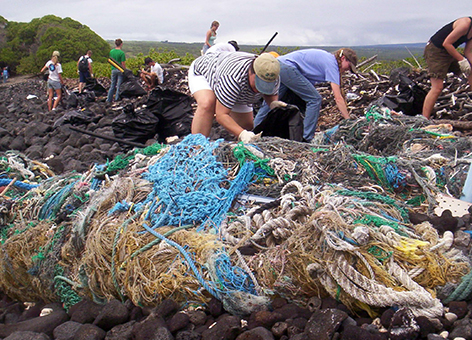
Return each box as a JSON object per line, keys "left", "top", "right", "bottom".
{"left": 107, "top": 69, "right": 123, "bottom": 102}
{"left": 254, "top": 62, "right": 322, "bottom": 142}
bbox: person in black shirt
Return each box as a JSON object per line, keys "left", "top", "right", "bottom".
{"left": 423, "top": 17, "right": 472, "bottom": 118}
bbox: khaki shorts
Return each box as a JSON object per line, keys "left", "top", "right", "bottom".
{"left": 424, "top": 41, "right": 461, "bottom": 79}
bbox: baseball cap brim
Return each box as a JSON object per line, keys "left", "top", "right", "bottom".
{"left": 255, "top": 75, "right": 277, "bottom": 95}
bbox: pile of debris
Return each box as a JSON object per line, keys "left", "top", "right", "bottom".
{"left": 1, "top": 60, "right": 472, "bottom": 339}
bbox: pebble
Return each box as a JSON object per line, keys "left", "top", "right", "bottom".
{"left": 439, "top": 330, "right": 449, "bottom": 338}
{"left": 444, "top": 312, "right": 458, "bottom": 323}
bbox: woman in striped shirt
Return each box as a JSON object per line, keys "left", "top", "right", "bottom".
{"left": 188, "top": 51, "right": 280, "bottom": 143}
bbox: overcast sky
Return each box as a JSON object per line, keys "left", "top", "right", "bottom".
{"left": 2, "top": 0, "right": 470, "bottom": 47}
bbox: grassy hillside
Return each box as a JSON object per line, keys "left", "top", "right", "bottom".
{"left": 109, "top": 40, "right": 426, "bottom": 61}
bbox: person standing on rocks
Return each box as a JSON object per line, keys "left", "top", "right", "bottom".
{"left": 202, "top": 21, "right": 219, "bottom": 54}
{"left": 107, "top": 39, "right": 126, "bottom": 103}
{"left": 2, "top": 66, "right": 8, "bottom": 83}
{"left": 254, "top": 48, "right": 357, "bottom": 143}
{"left": 188, "top": 51, "right": 280, "bottom": 143}
{"left": 40, "top": 51, "right": 64, "bottom": 111}
{"left": 77, "top": 50, "right": 93, "bottom": 94}
{"left": 422, "top": 17, "right": 472, "bottom": 119}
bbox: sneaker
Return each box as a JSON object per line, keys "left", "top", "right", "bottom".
{"left": 51, "top": 108, "right": 56, "bottom": 111}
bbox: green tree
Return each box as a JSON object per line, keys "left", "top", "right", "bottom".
{"left": 0, "top": 15, "right": 110, "bottom": 74}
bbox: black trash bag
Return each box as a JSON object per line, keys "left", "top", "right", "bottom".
{"left": 53, "top": 108, "right": 99, "bottom": 127}
{"left": 253, "top": 104, "right": 304, "bottom": 142}
{"left": 118, "top": 69, "right": 147, "bottom": 98}
{"left": 62, "top": 90, "right": 78, "bottom": 109}
{"left": 112, "top": 103, "right": 159, "bottom": 144}
{"left": 372, "top": 68, "right": 427, "bottom": 116}
{"left": 145, "top": 86, "right": 194, "bottom": 141}
{"left": 78, "top": 91, "right": 96, "bottom": 103}
{"left": 281, "top": 88, "right": 307, "bottom": 113}
{"left": 85, "top": 77, "right": 107, "bottom": 96}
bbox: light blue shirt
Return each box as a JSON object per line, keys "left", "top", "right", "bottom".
{"left": 278, "top": 49, "right": 340, "bottom": 85}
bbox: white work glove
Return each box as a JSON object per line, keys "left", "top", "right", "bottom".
{"left": 458, "top": 58, "right": 471, "bottom": 75}
{"left": 269, "top": 100, "right": 288, "bottom": 110}
{"left": 238, "top": 130, "right": 262, "bottom": 144}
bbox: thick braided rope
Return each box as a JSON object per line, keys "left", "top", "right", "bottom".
{"left": 325, "top": 256, "right": 442, "bottom": 317}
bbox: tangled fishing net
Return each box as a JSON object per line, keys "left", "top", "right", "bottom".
{"left": 0, "top": 115, "right": 471, "bottom": 317}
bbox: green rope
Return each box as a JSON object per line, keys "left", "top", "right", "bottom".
{"left": 106, "top": 154, "right": 135, "bottom": 173}
{"left": 337, "top": 189, "right": 409, "bottom": 222}
{"left": 408, "top": 127, "right": 456, "bottom": 139}
{"left": 443, "top": 270, "right": 472, "bottom": 304}
{"left": 352, "top": 154, "right": 397, "bottom": 190}
{"left": 54, "top": 265, "right": 82, "bottom": 311}
{"left": 368, "top": 245, "right": 393, "bottom": 262}
{"left": 355, "top": 214, "right": 406, "bottom": 236}
{"left": 105, "top": 143, "right": 166, "bottom": 175}
{"left": 133, "top": 143, "right": 166, "bottom": 156}
{"left": 0, "top": 224, "right": 13, "bottom": 244}
{"left": 232, "top": 142, "right": 274, "bottom": 176}
{"left": 406, "top": 195, "right": 425, "bottom": 207}
{"left": 365, "top": 105, "right": 391, "bottom": 122}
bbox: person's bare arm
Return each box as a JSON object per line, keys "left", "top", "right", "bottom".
{"left": 262, "top": 94, "right": 279, "bottom": 107}
{"left": 205, "top": 30, "right": 212, "bottom": 47}
{"left": 443, "top": 18, "right": 470, "bottom": 61}
{"left": 330, "top": 82, "right": 350, "bottom": 119}
{"left": 215, "top": 100, "right": 244, "bottom": 137}
{"left": 464, "top": 39, "right": 472, "bottom": 62}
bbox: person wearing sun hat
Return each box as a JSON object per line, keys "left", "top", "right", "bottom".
{"left": 254, "top": 48, "right": 358, "bottom": 142}
{"left": 188, "top": 51, "right": 280, "bottom": 142}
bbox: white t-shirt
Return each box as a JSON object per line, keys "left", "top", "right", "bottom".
{"left": 45, "top": 60, "right": 62, "bottom": 82}
{"left": 79, "top": 55, "right": 93, "bottom": 67}
{"left": 150, "top": 63, "right": 164, "bottom": 84}
{"left": 207, "top": 43, "right": 237, "bottom": 53}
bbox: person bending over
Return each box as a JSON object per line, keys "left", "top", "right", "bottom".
{"left": 254, "top": 48, "right": 357, "bottom": 143}
{"left": 422, "top": 16, "right": 472, "bottom": 119}
{"left": 188, "top": 51, "right": 280, "bottom": 143}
